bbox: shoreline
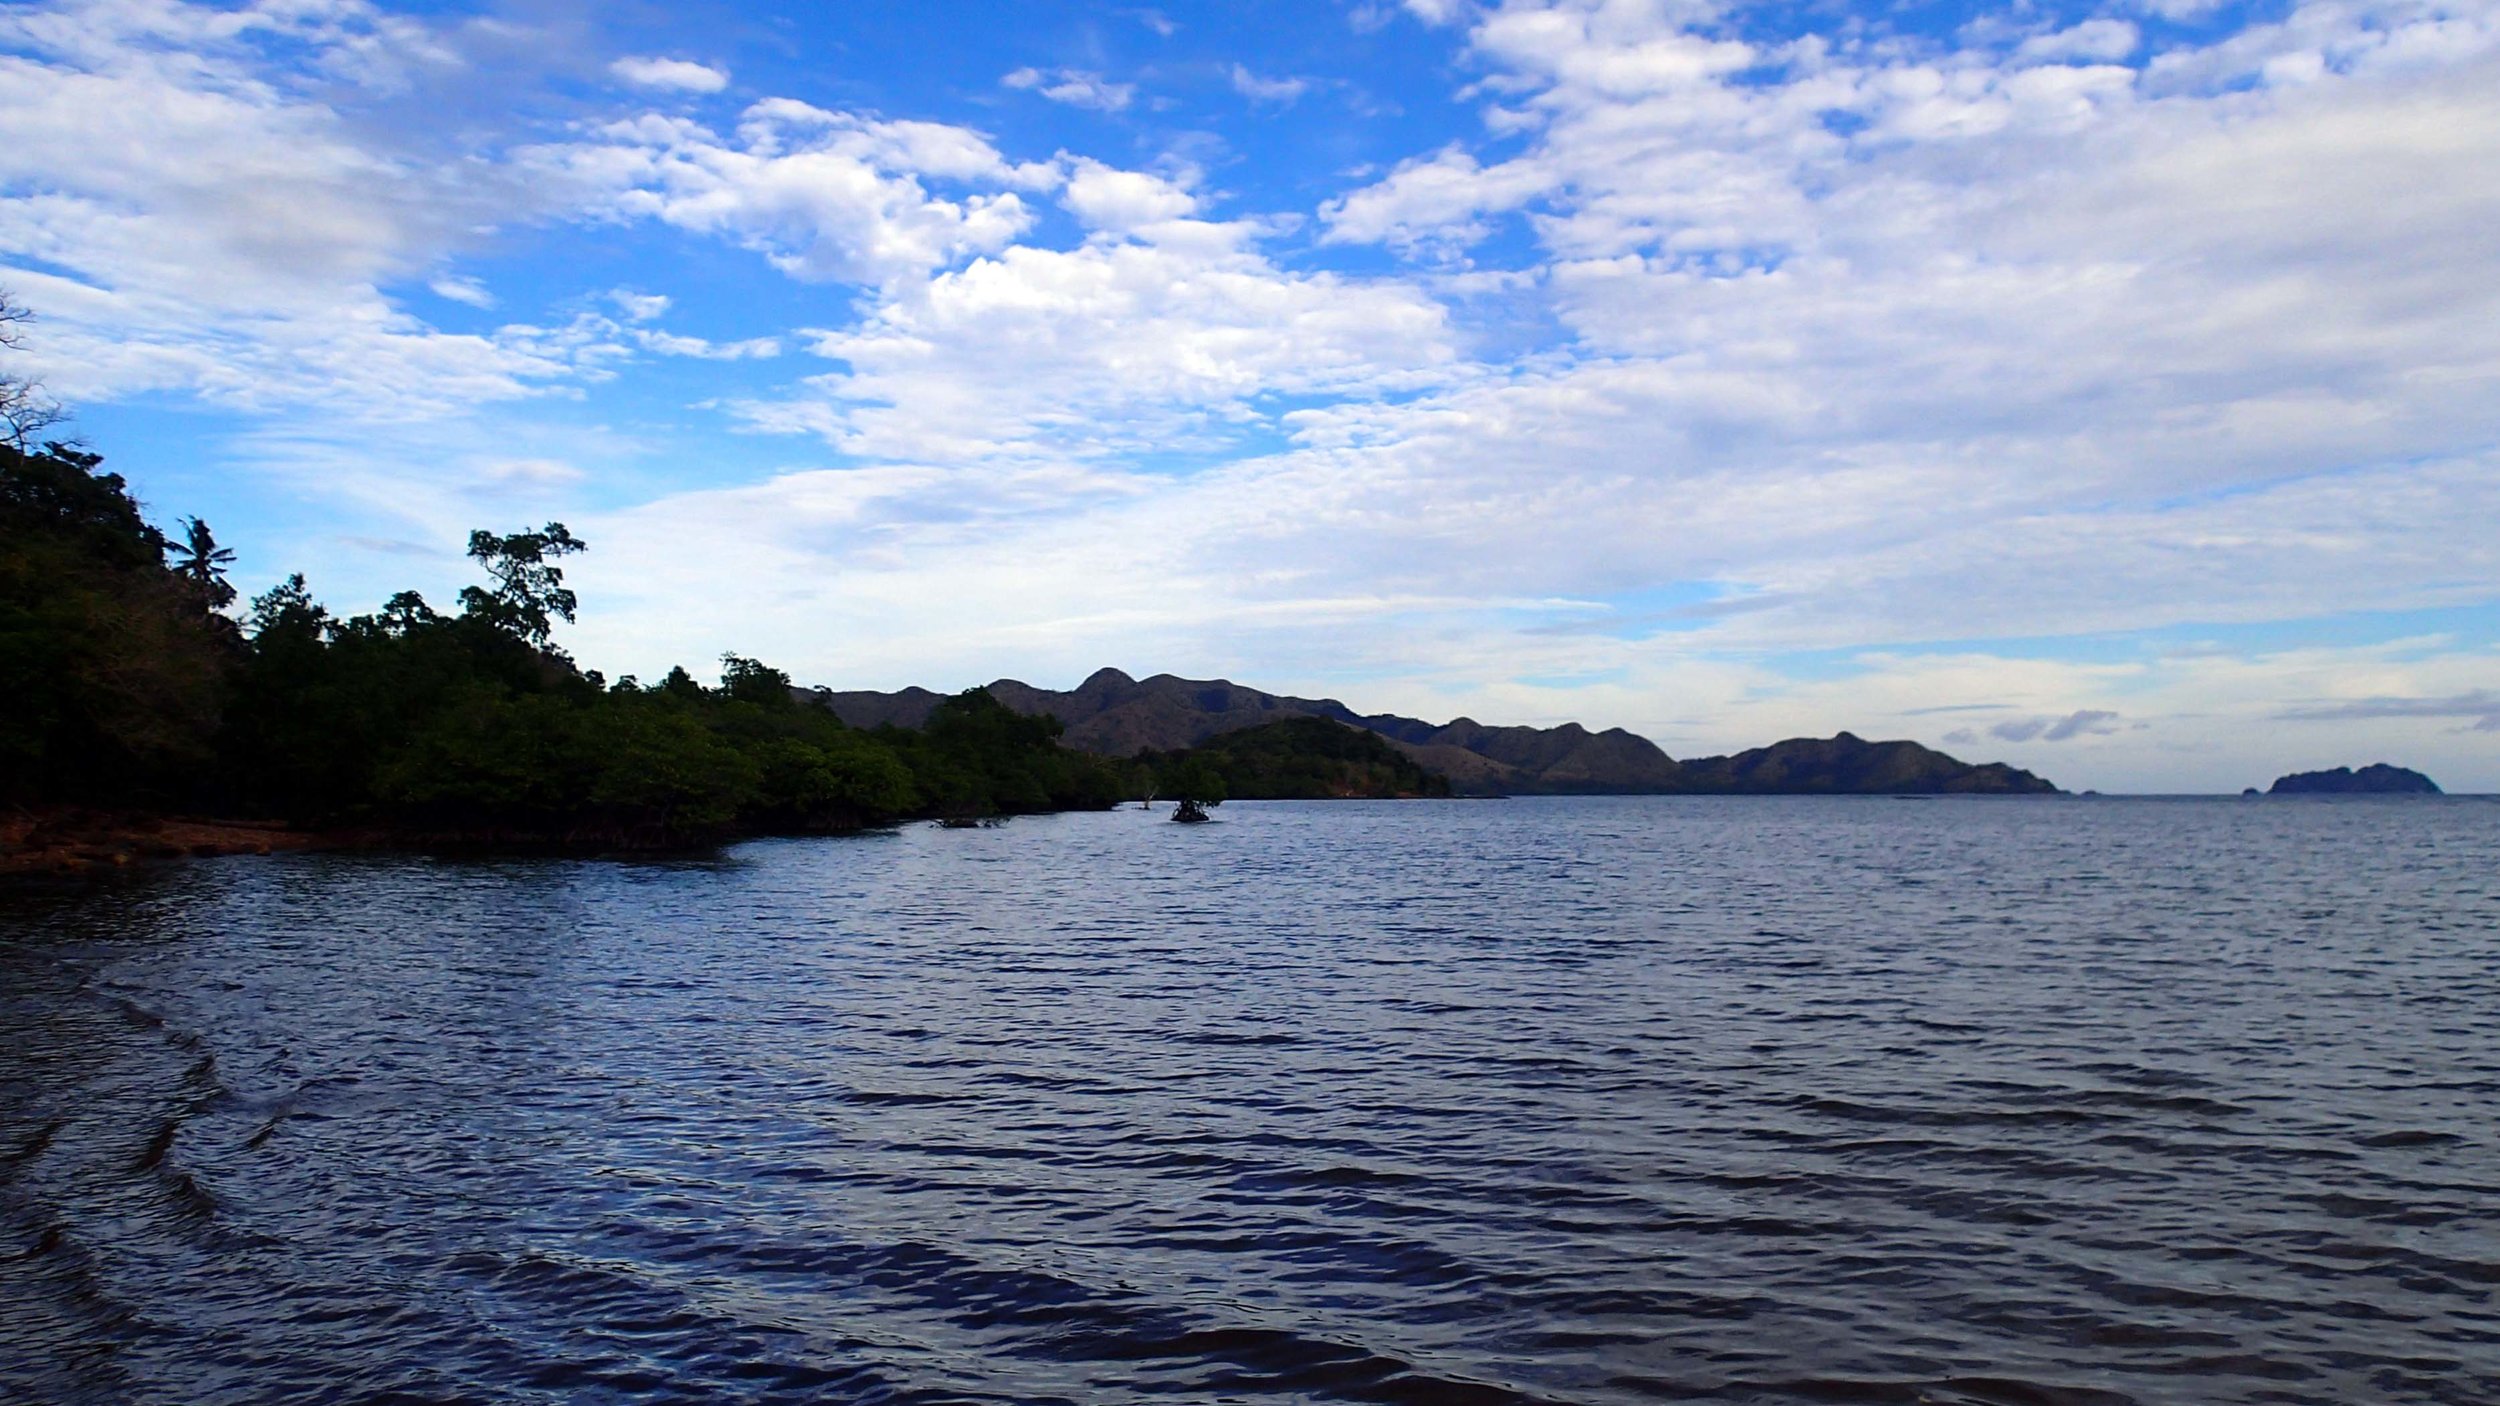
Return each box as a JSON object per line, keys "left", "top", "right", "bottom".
{"left": 15, "top": 791, "right": 2475, "bottom": 881}
{"left": 1, "top": 809, "right": 350, "bottom": 878}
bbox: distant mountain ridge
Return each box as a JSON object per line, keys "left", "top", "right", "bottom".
{"left": 807, "top": 668, "right": 2060, "bottom": 796}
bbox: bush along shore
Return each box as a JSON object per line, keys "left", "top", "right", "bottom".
{"left": 3, "top": 437, "right": 1135, "bottom": 873}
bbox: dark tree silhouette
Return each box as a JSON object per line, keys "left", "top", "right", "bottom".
{"left": 169, "top": 516, "right": 239, "bottom": 609}
{"left": 720, "top": 654, "right": 795, "bottom": 709}
{"left": 1, "top": 289, "right": 67, "bottom": 451}
{"left": 459, "top": 522, "right": 586, "bottom": 645}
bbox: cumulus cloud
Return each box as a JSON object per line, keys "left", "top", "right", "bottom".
{"left": 1320, "top": 145, "right": 1558, "bottom": 251}
{"left": 1002, "top": 66, "right": 1134, "bottom": 111}
{"left": 533, "top": 100, "right": 1055, "bottom": 285}
{"left": 609, "top": 56, "right": 728, "bottom": 93}
{"left": 1059, "top": 159, "right": 1200, "bottom": 231}
{"left": 1286, "top": 0, "right": 2500, "bottom": 653}
{"left": 741, "top": 191, "right": 1459, "bottom": 463}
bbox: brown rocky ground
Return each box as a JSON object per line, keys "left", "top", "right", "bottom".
{"left": 1, "top": 809, "right": 342, "bottom": 877}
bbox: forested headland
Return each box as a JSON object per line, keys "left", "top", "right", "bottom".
{"left": 3, "top": 434, "right": 1144, "bottom": 862}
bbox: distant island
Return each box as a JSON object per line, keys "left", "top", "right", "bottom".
{"left": 2267, "top": 764, "right": 2442, "bottom": 795}
{"left": 814, "top": 668, "right": 2062, "bottom": 797}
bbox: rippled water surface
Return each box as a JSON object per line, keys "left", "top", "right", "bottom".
{"left": 4, "top": 796, "right": 2498, "bottom": 1405}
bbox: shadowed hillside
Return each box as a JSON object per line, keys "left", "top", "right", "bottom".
{"left": 1141, "top": 717, "right": 1452, "bottom": 801}
{"left": 810, "top": 669, "right": 2060, "bottom": 796}
{"left": 2267, "top": 764, "right": 2441, "bottom": 795}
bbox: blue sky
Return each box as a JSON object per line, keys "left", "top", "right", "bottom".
{"left": 4, "top": 0, "right": 2497, "bottom": 791}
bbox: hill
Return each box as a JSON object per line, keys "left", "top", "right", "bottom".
{"left": 808, "top": 669, "right": 2060, "bottom": 796}
{"left": 1144, "top": 717, "right": 1452, "bottom": 800}
{"left": 1673, "top": 733, "right": 2058, "bottom": 795}
{"left": 2268, "top": 764, "right": 2441, "bottom": 795}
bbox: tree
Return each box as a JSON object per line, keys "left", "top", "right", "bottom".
{"left": 719, "top": 654, "right": 794, "bottom": 709}
{"left": 2, "top": 439, "right": 228, "bottom": 803}
{"left": 1159, "top": 755, "right": 1228, "bottom": 807}
{"left": 459, "top": 522, "right": 586, "bottom": 646}
{"left": 247, "top": 573, "right": 328, "bottom": 642}
{"left": 169, "top": 516, "right": 238, "bottom": 609}
{"left": 374, "top": 590, "right": 441, "bottom": 636}
{"left": 0, "top": 440, "right": 161, "bottom": 568}
{"left": 0, "top": 289, "right": 67, "bottom": 451}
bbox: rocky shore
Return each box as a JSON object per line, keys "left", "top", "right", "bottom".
{"left": 1, "top": 809, "right": 340, "bottom": 878}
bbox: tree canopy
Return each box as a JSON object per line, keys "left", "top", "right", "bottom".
{"left": 1, "top": 436, "right": 1124, "bottom": 843}
{"left": 459, "top": 522, "right": 586, "bottom": 647}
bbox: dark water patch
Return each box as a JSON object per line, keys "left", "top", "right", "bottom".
{"left": 2357, "top": 1129, "right": 2463, "bottom": 1148}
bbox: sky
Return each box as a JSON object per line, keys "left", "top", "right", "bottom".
{"left": 3, "top": 0, "right": 2497, "bottom": 793}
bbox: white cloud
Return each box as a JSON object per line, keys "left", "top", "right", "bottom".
{"left": 2018, "top": 20, "right": 2141, "bottom": 64}
{"left": 743, "top": 216, "right": 1459, "bottom": 463}
{"left": 1296, "top": 0, "right": 2500, "bottom": 634}
{"left": 0, "top": 0, "right": 630, "bottom": 416}
{"left": 0, "top": 32, "right": 448, "bottom": 314}
{"left": 427, "top": 273, "right": 494, "bottom": 307}
{"left": 1320, "top": 144, "right": 1556, "bottom": 251}
{"left": 609, "top": 55, "right": 728, "bottom": 93}
{"left": 1060, "top": 159, "right": 1201, "bottom": 232}
{"left": 1469, "top": 3, "right": 1756, "bottom": 98}
{"left": 633, "top": 327, "right": 779, "bottom": 360}
{"left": 471, "top": 455, "right": 586, "bottom": 488}
{"left": 1002, "top": 65, "right": 1134, "bottom": 111}
{"left": 609, "top": 289, "right": 670, "bottom": 322}
{"left": 1403, "top": 0, "right": 1474, "bottom": 26}
{"left": 1228, "top": 64, "right": 1309, "bottom": 104}
{"left": 534, "top": 101, "right": 1054, "bottom": 285}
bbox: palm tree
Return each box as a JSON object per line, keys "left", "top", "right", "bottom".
{"left": 169, "top": 516, "right": 238, "bottom": 608}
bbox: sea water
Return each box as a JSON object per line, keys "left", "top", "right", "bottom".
{"left": 3, "top": 796, "right": 2495, "bottom": 1404}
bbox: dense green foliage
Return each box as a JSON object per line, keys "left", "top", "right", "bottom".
{"left": 1, "top": 440, "right": 1123, "bottom": 843}
{"left": 1144, "top": 717, "right": 1450, "bottom": 800}
{"left": 2, "top": 442, "right": 234, "bottom": 803}
{"left": 1154, "top": 754, "right": 1230, "bottom": 808}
